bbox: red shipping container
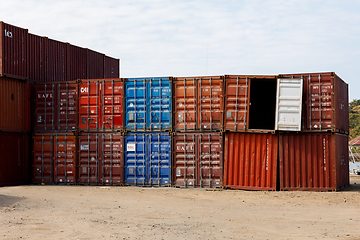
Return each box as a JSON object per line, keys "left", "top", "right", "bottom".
{"left": 279, "top": 132, "right": 349, "bottom": 191}
{"left": 28, "top": 33, "right": 46, "bottom": 82}
{"left": 0, "top": 78, "right": 31, "bottom": 132}
{"left": 104, "top": 55, "right": 120, "bottom": 78}
{"left": 173, "top": 132, "right": 223, "bottom": 188}
{"left": 78, "top": 133, "right": 124, "bottom": 185}
{"left": 34, "top": 81, "right": 77, "bottom": 132}
{"left": 173, "top": 76, "right": 223, "bottom": 132}
{"left": 87, "top": 49, "right": 104, "bottom": 79}
{"left": 280, "top": 72, "right": 348, "bottom": 134}
{"left": 223, "top": 132, "right": 278, "bottom": 190}
{"left": 67, "top": 44, "right": 87, "bottom": 81}
{"left": 0, "top": 132, "right": 30, "bottom": 186}
{"left": 0, "top": 21, "right": 28, "bottom": 80}
{"left": 33, "top": 134, "right": 54, "bottom": 184}
{"left": 78, "top": 79, "right": 124, "bottom": 132}
{"left": 46, "top": 38, "right": 67, "bottom": 82}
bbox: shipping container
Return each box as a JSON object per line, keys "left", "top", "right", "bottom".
{"left": 124, "top": 132, "right": 171, "bottom": 186}
{"left": 280, "top": 72, "right": 349, "bottom": 134}
{"left": 33, "top": 134, "right": 54, "bottom": 184}
{"left": 173, "top": 132, "right": 222, "bottom": 188}
{"left": 78, "top": 133, "right": 124, "bottom": 185}
{"left": 78, "top": 79, "right": 124, "bottom": 132}
{"left": 173, "top": 76, "right": 223, "bottom": 132}
{"left": 34, "top": 81, "right": 77, "bottom": 132}
{"left": 54, "top": 134, "right": 77, "bottom": 184}
{"left": 46, "top": 38, "right": 67, "bottom": 82}
{"left": 28, "top": 33, "right": 46, "bottom": 82}
{"left": 104, "top": 56, "right": 120, "bottom": 78}
{"left": 0, "top": 132, "right": 30, "bottom": 186}
{"left": 0, "top": 78, "right": 31, "bottom": 132}
{"left": 125, "top": 77, "right": 172, "bottom": 132}
{"left": 279, "top": 132, "right": 349, "bottom": 191}
{"left": 67, "top": 44, "right": 87, "bottom": 81}
{"left": 223, "top": 75, "right": 303, "bottom": 132}
{"left": 87, "top": 49, "right": 104, "bottom": 79}
{"left": 0, "top": 21, "right": 28, "bottom": 80}
{"left": 223, "top": 132, "right": 278, "bottom": 190}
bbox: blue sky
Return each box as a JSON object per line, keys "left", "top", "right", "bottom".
{"left": 1, "top": 0, "right": 359, "bottom": 100}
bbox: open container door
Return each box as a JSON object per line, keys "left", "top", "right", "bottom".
{"left": 275, "top": 78, "right": 303, "bottom": 131}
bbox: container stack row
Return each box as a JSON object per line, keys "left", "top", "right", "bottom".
{"left": 0, "top": 21, "right": 120, "bottom": 187}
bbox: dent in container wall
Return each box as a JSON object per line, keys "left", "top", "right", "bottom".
{"left": 0, "top": 132, "right": 30, "bottom": 187}
{"left": 173, "top": 76, "right": 223, "bottom": 132}
{"left": 28, "top": 33, "right": 46, "bottom": 82}
{"left": 173, "top": 133, "right": 223, "bottom": 188}
{"left": 124, "top": 133, "right": 171, "bottom": 186}
{"left": 280, "top": 72, "right": 349, "bottom": 134}
{"left": 0, "top": 78, "right": 31, "bottom": 132}
{"left": 0, "top": 21, "right": 28, "bottom": 80}
{"left": 125, "top": 77, "right": 172, "bottom": 132}
{"left": 223, "top": 132, "right": 278, "bottom": 190}
{"left": 78, "top": 133, "right": 124, "bottom": 185}
{"left": 78, "top": 79, "right": 123, "bottom": 132}
{"left": 279, "top": 132, "right": 349, "bottom": 191}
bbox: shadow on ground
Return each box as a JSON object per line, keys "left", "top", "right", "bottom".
{"left": 0, "top": 195, "right": 24, "bottom": 207}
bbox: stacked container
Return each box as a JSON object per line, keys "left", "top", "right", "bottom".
{"left": 123, "top": 77, "right": 172, "bottom": 186}
{"left": 77, "top": 79, "right": 124, "bottom": 185}
{"left": 172, "top": 76, "right": 223, "bottom": 188}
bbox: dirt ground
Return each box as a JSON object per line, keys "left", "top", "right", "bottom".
{"left": 1, "top": 176, "right": 360, "bottom": 240}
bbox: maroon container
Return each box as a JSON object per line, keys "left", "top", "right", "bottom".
{"left": 33, "top": 133, "right": 54, "bottom": 184}
{"left": 279, "top": 132, "right": 349, "bottom": 191}
{"left": 0, "top": 21, "right": 28, "bottom": 80}
{"left": 104, "top": 55, "right": 120, "bottom": 78}
{"left": 0, "top": 78, "right": 31, "bottom": 132}
{"left": 87, "top": 49, "right": 104, "bottom": 79}
{"left": 223, "top": 132, "right": 278, "bottom": 190}
{"left": 54, "top": 134, "right": 77, "bottom": 184}
{"left": 67, "top": 44, "right": 87, "bottom": 81}
{"left": 280, "top": 72, "right": 349, "bottom": 134}
{"left": 34, "top": 81, "right": 77, "bottom": 132}
{"left": 173, "top": 132, "right": 223, "bottom": 188}
{"left": 0, "top": 132, "right": 30, "bottom": 186}
{"left": 28, "top": 33, "right": 46, "bottom": 82}
{"left": 78, "top": 133, "right": 124, "bottom": 185}
{"left": 46, "top": 38, "right": 67, "bottom": 82}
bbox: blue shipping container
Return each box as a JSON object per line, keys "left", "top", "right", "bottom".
{"left": 125, "top": 77, "right": 172, "bottom": 131}
{"left": 124, "top": 132, "right": 171, "bottom": 186}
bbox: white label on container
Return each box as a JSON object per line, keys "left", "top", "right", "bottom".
{"left": 127, "top": 143, "right": 136, "bottom": 151}
{"left": 81, "top": 145, "right": 89, "bottom": 150}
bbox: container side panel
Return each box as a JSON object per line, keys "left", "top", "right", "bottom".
{"left": 28, "top": 33, "right": 46, "bottom": 81}
{"left": 58, "top": 82, "right": 78, "bottom": 131}
{"left": 67, "top": 44, "right": 87, "bottom": 81}
{"left": 33, "top": 134, "right": 54, "bottom": 184}
{"left": 34, "top": 83, "right": 57, "bottom": 131}
{"left": 78, "top": 81, "right": 100, "bottom": 131}
{"left": 78, "top": 134, "right": 100, "bottom": 185}
{"left": 334, "top": 75, "right": 349, "bottom": 134}
{"left": 101, "top": 80, "right": 123, "bottom": 131}
{"left": 125, "top": 79, "right": 146, "bottom": 131}
{"left": 104, "top": 56, "right": 119, "bottom": 78}
{"left": 101, "top": 134, "right": 124, "bottom": 185}
{"left": 46, "top": 38, "right": 67, "bottom": 82}
{"left": 336, "top": 134, "right": 349, "bottom": 189}
{"left": 88, "top": 50, "right": 104, "bottom": 79}
{"left": 54, "top": 134, "right": 77, "bottom": 184}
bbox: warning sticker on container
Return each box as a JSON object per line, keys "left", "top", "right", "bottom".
{"left": 81, "top": 145, "right": 89, "bottom": 150}
{"left": 127, "top": 143, "right": 136, "bottom": 151}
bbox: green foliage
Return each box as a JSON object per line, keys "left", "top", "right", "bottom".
{"left": 349, "top": 99, "right": 360, "bottom": 140}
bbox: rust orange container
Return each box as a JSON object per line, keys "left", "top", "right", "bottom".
{"left": 0, "top": 78, "right": 31, "bottom": 132}
{"left": 104, "top": 56, "right": 120, "bottom": 78}
{"left": 223, "top": 75, "right": 278, "bottom": 132}
{"left": 0, "top": 21, "right": 28, "bottom": 80}
{"left": 78, "top": 133, "right": 124, "bottom": 185}
{"left": 280, "top": 72, "right": 348, "bottom": 134}
{"left": 173, "top": 132, "right": 223, "bottom": 188}
{"left": 54, "top": 134, "right": 77, "bottom": 184}
{"left": 223, "top": 132, "right": 278, "bottom": 190}
{"left": 279, "top": 132, "right": 349, "bottom": 191}
{"left": 78, "top": 79, "right": 124, "bottom": 132}
{"left": 34, "top": 81, "right": 78, "bottom": 132}
{"left": 173, "top": 76, "right": 223, "bottom": 132}
{"left": 33, "top": 133, "right": 54, "bottom": 184}
{"left": 0, "top": 132, "right": 30, "bottom": 186}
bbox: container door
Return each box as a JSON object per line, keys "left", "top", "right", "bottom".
{"left": 58, "top": 82, "right": 77, "bottom": 131}
{"left": 125, "top": 79, "right": 146, "bottom": 131}
{"left": 148, "top": 133, "right": 171, "bottom": 185}
{"left": 54, "top": 134, "right": 76, "bottom": 184}
{"left": 148, "top": 78, "right": 172, "bottom": 131}
{"left": 198, "top": 134, "right": 223, "bottom": 188}
{"left": 33, "top": 134, "right": 53, "bottom": 184}
{"left": 101, "top": 80, "right": 123, "bottom": 131}
{"left": 78, "top": 134, "right": 100, "bottom": 185}
{"left": 124, "top": 134, "right": 147, "bottom": 185}
{"left": 34, "top": 84, "right": 57, "bottom": 131}
{"left": 101, "top": 134, "right": 124, "bottom": 185}
{"left": 275, "top": 78, "right": 303, "bottom": 131}
{"left": 79, "top": 81, "right": 100, "bottom": 131}
{"left": 173, "top": 134, "right": 197, "bottom": 187}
